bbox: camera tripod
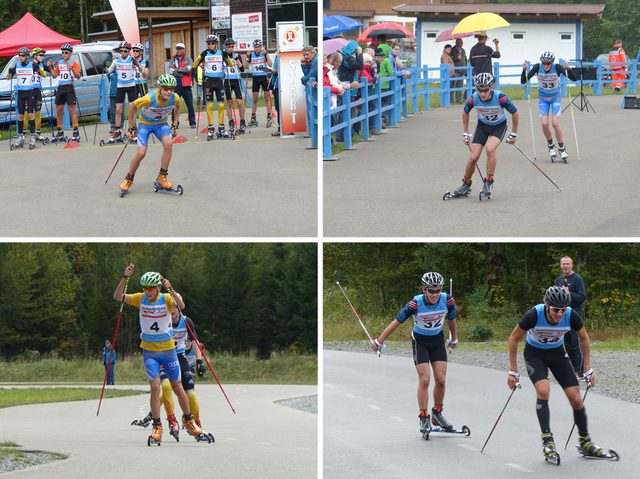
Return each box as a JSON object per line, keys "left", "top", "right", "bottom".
{"left": 563, "top": 59, "right": 594, "bottom": 113}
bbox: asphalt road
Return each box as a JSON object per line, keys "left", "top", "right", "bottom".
{"left": 324, "top": 94, "right": 640, "bottom": 237}
{"left": 0, "top": 107, "right": 317, "bottom": 237}
{"left": 0, "top": 383, "right": 317, "bottom": 478}
{"left": 324, "top": 350, "right": 639, "bottom": 478}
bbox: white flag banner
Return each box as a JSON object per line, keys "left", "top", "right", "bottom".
{"left": 109, "top": 0, "right": 141, "bottom": 44}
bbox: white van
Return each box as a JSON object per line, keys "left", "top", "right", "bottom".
{"left": 0, "top": 42, "right": 119, "bottom": 122}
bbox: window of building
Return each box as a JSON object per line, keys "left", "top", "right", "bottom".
{"left": 512, "top": 32, "right": 525, "bottom": 42}
{"left": 425, "top": 32, "right": 437, "bottom": 41}
{"left": 559, "top": 33, "right": 573, "bottom": 43}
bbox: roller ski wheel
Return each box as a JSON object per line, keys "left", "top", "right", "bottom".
{"left": 419, "top": 415, "right": 431, "bottom": 440}
{"left": 549, "top": 149, "right": 557, "bottom": 163}
{"left": 153, "top": 181, "right": 183, "bottom": 195}
{"left": 131, "top": 419, "right": 152, "bottom": 428}
{"left": 100, "top": 139, "right": 105, "bottom": 146}
{"left": 430, "top": 425, "right": 471, "bottom": 436}
{"left": 575, "top": 446, "right": 619, "bottom": 460}
{"left": 169, "top": 420, "right": 180, "bottom": 442}
{"left": 147, "top": 435, "right": 161, "bottom": 446}
{"left": 560, "top": 150, "right": 568, "bottom": 164}
{"left": 544, "top": 452, "right": 560, "bottom": 465}
{"left": 443, "top": 189, "right": 472, "bottom": 201}
{"left": 266, "top": 119, "right": 273, "bottom": 128}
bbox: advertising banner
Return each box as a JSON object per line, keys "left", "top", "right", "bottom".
{"left": 211, "top": 0, "right": 230, "bottom": 30}
{"left": 232, "top": 12, "right": 263, "bottom": 52}
{"left": 109, "top": 0, "right": 140, "bottom": 44}
{"left": 278, "top": 51, "right": 308, "bottom": 135}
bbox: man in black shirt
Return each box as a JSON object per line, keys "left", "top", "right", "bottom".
{"left": 469, "top": 32, "right": 500, "bottom": 77}
{"left": 556, "top": 256, "right": 586, "bottom": 376}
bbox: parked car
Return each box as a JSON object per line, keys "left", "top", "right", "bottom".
{"left": 0, "top": 42, "right": 119, "bottom": 124}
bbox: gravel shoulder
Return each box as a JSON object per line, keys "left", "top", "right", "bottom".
{"left": 324, "top": 341, "right": 640, "bottom": 404}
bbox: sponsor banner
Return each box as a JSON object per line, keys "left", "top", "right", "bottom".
{"left": 211, "top": 0, "right": 230, "bottom": 30}
{"left": 109, "top": 0, "right": 140, "bottom": 44}
{"left": 279, "top": 51, "right": 307, "bottom": 134}
{"left": 232, "top": 12, "right": 263, "bottom": 52}
{"left": 277, "top": 22, "right": 304, "bottom": 52}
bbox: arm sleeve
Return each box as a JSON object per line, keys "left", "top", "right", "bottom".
{"left": 396, "top": 299, "right": 419, "bottom": 323}
{"left": 185, "top": 317, "right": 199, "bottom": 342}
{"left": 446, "top": 295, "right": 456, "bottom": 320}
{"left": 517, "top": 307, "right": 538, "bottom": 331}
{"left": 521, "top": 63, "right": 539, "bottom": 84}
{"left": 558, "top": 64, "right": 578, "bottom": 82}
{"left": 192, "top": 54, "right": 204, "bottom": 70}
{"left": 499, "top": 93, "right": 518, "bottom": 114}
{"left": 108, "top": 62, "right": 116, "bottom": 74}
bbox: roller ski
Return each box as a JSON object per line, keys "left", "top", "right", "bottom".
{"left": 429, "top": 407, "right": 470, "bottom": 436}
{"left": 119, "top": 173, "right": 134, "bottom": 198}
{"left": 167, "top": 414, "right": 180, "bottom": 442}
{"left": 576, "top": 435, "right": 619, "bottom": 461}
{"left": 131, "top": 411, "right": 153, "bottom": 428}
{"left": 266, "top": 113, "right": 273, "bottom": 128}
{"left": 196, "top": 420, "right": 215, "bottom": 443}
{"left": 28, "top": 133, "right": 37, "bottom": 150}
{"left": 443, "top": 178, "right": 472, "bottom": 200}
{"left": 558, "top": 146, "right": 568, "bottom": 164}
{"left": 147, "top": 419, "right": 163, "bottom": 446}
{"left": 419, "top": 413, "right": 431, "bottom": 440}
{"left": 182, "top": 414, "right": 211, "bottom": 443}
{"left": 67, "top": 127, "right": 80, "bottom": 143}
{"left": 100, "top": 129, "right": 125, "bottom": 146}
{"left": 247, "top": 114, "right": 258, "bottom": 127}
{"left": 53, "top": 128, "right": 67, "bottom": 144}
{"left": 35, "top": 130, "right": 47, "bottom": 144}
{"left": 237, "top": 119, "right": 249, "bottom": 135}
{"left": 215, "top": 125, "right": 235, "bottom": 140}
{"left": 153, "top": 170, "right": 183, "bottom": 195}
{"left": 10, "top": 133, "right": 25, "bottom": 151}
{"left": 542, "top": 432, "right": 560, "bottom": 465}
{"left": 207, "top": 125, "right": 215, "bottom": 142}
{"left": 548, "top": 143, "right": 558, "bottom": 163}
{"left": 479, "top": 177, "right": 493, "bottom": 201}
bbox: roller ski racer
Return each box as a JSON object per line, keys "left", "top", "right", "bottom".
{"left": 47, "top": 44, "right": 82, "bottom": 144}
{"left": 118, "top": 74, "right": 181, "bottom": 197}
{"left": 521, "top": 52, "right": 576, "bottom": 164}
{"left": 222, "top": 38, "right": 248, "bottom": 135}
{"left": 243, "top": 39, "right": 273, "bottom": 127}
{"left": 445, "top": 73, "right": 518, "bottom": 201}
{"left": 508, "top": 286, "right": 616, "bottom": 464}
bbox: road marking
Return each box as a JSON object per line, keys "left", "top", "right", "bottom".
{"left": 391, "top": 416, "right": 406, "bottom": 422}
{"left": 457, "top": 444, "right": 479, "bottom": 451}
{"left": 345, "top": 394, "right": 357, "bottom": 399}
{"left": 367, "top": 405, "right": 380, "bottom": 410}
{"left": 325, "top": 384, "right": 336, "bottom": 389}
{"left": 505, "top": 464, "right": 533, "bottom": 472}
{"left": 256, "top": 442, "right": 271, "bottom": 445}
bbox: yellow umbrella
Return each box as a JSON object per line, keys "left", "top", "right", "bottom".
{"left": 452, "top": 12, "right": 510, "bottom": 35}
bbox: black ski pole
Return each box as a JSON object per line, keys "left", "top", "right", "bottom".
{"left": 512, "top": 142, "right": 562, "bottom": 191}
{"left": 336, "top": 281, "right": 379, "bottom": 357}
{"left": 74, "top": 88, "right": 89, "bottom": 142}
{"left": 481, "top": 382, "right": 521, "bottom": 453}
{"left": 564, "top": 382, "right": 590, "bottom": 450}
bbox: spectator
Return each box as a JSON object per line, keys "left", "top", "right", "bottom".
{"left": 269, "top": 51, "right": 282, "bottom": 136}
{"left": 321, "top": 51, "right": 344, "bottom": 107}
{"left": 102, "top": 340, "right": 116, "bottom": 385}
{"left": 196, "top": 63, "right": 206, "bottom": 109}
{"left": 361, "top": 53, "right": 381, "bottom": 135}
{"left": 390, "top": 43, "right": 408, "bottom": 79}
{"left": 338, "top": 40, "right": 364, "bottom": 138}
{"left": 375, "top": 35, "right": 391, "bottom": 58}
{"left": 451, "top": 38, "right": 468, "bottom": 103}
{"left": 375, "top": 47, "right": 393, "bottom": 128}
{"left": 469, "top": 32, "right": 500, "bottom": 77}
{"left": 325, "top": 52, "right": 345, "bottom": 144}
{"left": 107, "top": 53, "right": 124, "bottom": 135}
{"left": 440, "top": 44, "right": 455, "bottom": 103}
{"left": 170, "top": 43, "right": 196, "bottom": 128}
{"left": 556, "top": 256, "right": 586, "bottom": 376}
{"left": 301, "top": 45, "right": 318, "bottom": 85}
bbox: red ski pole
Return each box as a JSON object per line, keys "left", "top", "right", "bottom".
{"left": 105, "top": 140, "right": 130, "bottom": 184}
{"left": 97, "top": 268, "right": 131, "bottom": 416}
{"left": 162, "top": 280, "right": 236, "bottom": 414}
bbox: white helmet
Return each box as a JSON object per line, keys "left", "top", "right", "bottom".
{"left": 421, "top": 272, "right": 444, "bottom": 288}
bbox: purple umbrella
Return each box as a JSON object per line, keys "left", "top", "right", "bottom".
{"left": 435, "top": 27, "right": 477, "bottom": 43}
{"left": 323, "top": 38, "right": 350, "bottom": 54}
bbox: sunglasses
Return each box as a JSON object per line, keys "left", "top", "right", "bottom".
{"left": 19, "top": 54, "right": 27, "bottom": 57}
{"left": 62, "top": 51, "right": 71, "bottom": 54}
{"left": 161, "top": 87, "right": 175, "bottom": 92}
{"left": 477, "top": 87, "right": 491, "bottom": 93}
{"left": 121, "top": 49, "right": 130, "bottom": 52}
{"left": 142, "top": 286, "right": 157, "bottom": 292}
{"left": 36, "top": 53, "right": 44, "bottom": 56}
{"left": 426, "top": 288, "right": 441, "bottom": 295}
{"left": 133, "top": 49, "right": 142, "bottom": 52}
{"left": 548, "top": 306, "right": 567, "bottom": 314}
{"left": 542, "top": 62, "right": 552, "bottom": 66}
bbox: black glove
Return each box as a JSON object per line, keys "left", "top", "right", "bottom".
{"left": 201, "top": 50, "right": 208, "bottom": 61}
{"left": 8, "top": 67, "right": 15, "bottom": 75}
{"left": 101, "top": 60, "right": 107, "bottom": 69}
{"left": 132, "top": 58, "right": 139, "bottom": 67}
{"left": 196, "top": 359, "right": 205, "bottom": 377}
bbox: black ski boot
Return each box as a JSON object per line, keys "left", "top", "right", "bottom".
{"left": 431, "top": 407, "right": 453, "bottom": 431}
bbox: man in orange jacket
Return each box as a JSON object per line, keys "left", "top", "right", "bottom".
{"left": 608, "top": 40, "right": 626, "bottom": 92}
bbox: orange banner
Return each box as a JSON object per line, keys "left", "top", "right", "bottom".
{"left": 279, "top": 51, "right": 308, "bottom": 134}
{"left": 109, "top": 0, "right": 140, "bottom": 44}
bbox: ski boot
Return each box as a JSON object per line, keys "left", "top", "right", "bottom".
{"left": 69, "top": 127, "right": 80, "bottom": 143}
{"left": 431, "top": 407, "right": 454, "bottom": 431}
{"left": 29, "top": 132, "right": 37, "bottom": 150}
{"left": 119, "top": 173, "right": 134, "bottom": 198}
{"left": 10, "top": 133, "right": 25, "bottom": 150}
{"left": 35, "top": 129, "right": 46, "bottom": 143}
{"left": 147, "top": 419, "right": 162, "bottom": 446}
{"left": 238, "top": 119, "right": 247, "bottom": 134}
{"left": 443, "top": 178, "right": 472, "bottom": 200}
{"left": 542, "top": 432, "right": 560, "bottom": 465}
{"left": 266, "top": 112, "right": 273, "bottom": 128}
{"left": 196, "top": 420, "right": 215, "bottom": 443}
{"left": 558, "top": 146, "right": 568, "bottom": 164}
{"left": 167, "top": 414, "right": 180, "bottom": 442}
{"left": 54, "top": 128, "right": 65, "bottom": 143}
{"left": 217, "top": 125, "right": 229, "bottom": 139}
{"left": 131, "top": 411, "right": 153, "bottom": 427}
{"left": 248, "top": 113, "right": 258, "bottom": 127}
{"left": 419, "top": 413, "right": 431, "bottom": 440}
{"left": 207, "top": 125, "right": 215, "bottom": 142}
{"left": 479, "top": 177, "right": 494, "bottom": 201}
{"left": 548, "top": 143, "right": 557, "bottom": 162}
{"left": 182, "top": 414, "right": 211, "bottom": 443}
{"left": 576, "top": 434, "right": 618, "bottom": 460}
{"left": 229, "top": 120, "right": 235, "bottom": 134}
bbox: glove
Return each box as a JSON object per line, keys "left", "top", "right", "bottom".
{"left": 507, "top": 132, "right": 517, "bottom": 142}
{"left": 196, "top": 359, "right": 205, "bottom": 377}
{"left": 583, "top": 368, "right": 594, "bottom": 385}
{"left": 200, "top": 50, "right": 208, "bottom": 61}
{"left": 131, "top": 58, "right": 139, "bottom": 67}
{"left": 374, "top": 339, "right": 385, "bottom": 354}
{"left": 128, "top": 125, "right": 137, "bottom": 135}
{"left": 448, "top": 338, "right": 458, "bottom": 349}
{"left": 508, "top": 370, "right": 520, "bottom": 382}
{"left": 8, "top": 67, "right": 15, "bottom": 76}
{"left": 101, "top": 60, "right": 107, "bottom": 69}
{"left": 463, "top": 132, "right": 471, "bottom": 143}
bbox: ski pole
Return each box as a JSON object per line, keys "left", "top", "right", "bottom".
{"left": 39, "top": 80, "right": 56, "bottom": 145}
{"left": 481, "top": 381, "right": 521, "bottom": 453}
{"left": 467, "top": 143, "right": 484, "bottom": 179}
{"left": 105, "top": 140, "right": 130, "bottom": 184}
{"left": 97, "top": 267, "right": 132, "bottom": 416}
{"left": 336, "top": 281, "right": 379, "bottom": 357}
{"left": 526, "top": 74, "right": 537, "bottom": 161}
{"left": 74, "top": 86, "right": 89, "bottom": 142}
{"left": 161, "top": 279, "right": 236, "bottom": 414}
{"left": 567, "top": 83, "right": 581, "bottom": 161}
{"left": 563, "top": 382, "right": 590, "bottom": 450}
{"left": 195, "top": 93, "right": 202, "bottom": 139}
{"left": 512, "top": 143, "right": 562, "bottom": 191}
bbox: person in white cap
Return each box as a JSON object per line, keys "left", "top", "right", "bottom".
{"left": 170, "top": 43, "right": 196, "bottom": 128}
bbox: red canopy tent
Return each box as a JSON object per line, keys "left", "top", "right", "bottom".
{"left": 0, "top": 12, "right": 81, "bottom": 58}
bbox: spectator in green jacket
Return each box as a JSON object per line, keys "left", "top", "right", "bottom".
{"left": 376, "top": 47, "right": 393, "bottom": 127}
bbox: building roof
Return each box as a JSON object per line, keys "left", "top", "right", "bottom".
{"left": 393, "top": 4, "right": 605, "bottom": 20}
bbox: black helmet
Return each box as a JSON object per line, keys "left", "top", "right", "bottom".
{"left": 224, "top": 38, "right": 235, "bottom": 46}
{"left": 475, "top": 72, "right": 495, "bottom": 88}
{"left": 540, "top": 51, "right": 555, "bottom": 63}
{"left": 545, "top": 286, "right": 571, "bottom": 308}
{"left": 61, "top": 44, "right": 73, "bottom": 52}
{"left": 421, "top": 272, "right": 444, "bottom": 288}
